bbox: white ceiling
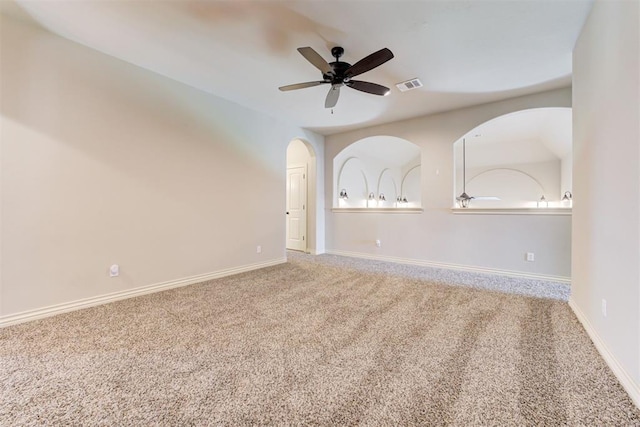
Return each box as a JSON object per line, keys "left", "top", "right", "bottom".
{"left": 4, "top": 0, "right": 593, "bottom": 135}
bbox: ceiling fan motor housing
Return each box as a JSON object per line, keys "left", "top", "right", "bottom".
{"left": 324, "top": 61, "right": 352, "bottom": 84}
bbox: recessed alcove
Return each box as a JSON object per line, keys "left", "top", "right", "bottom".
{"left": 334, "top": 136, "right": 421, "bottom": 211}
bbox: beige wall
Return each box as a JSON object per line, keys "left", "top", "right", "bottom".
{"left": 325, "top": 88, "right": 572, "bottom": 279}
{"left": 0, "top": 16, "right": 323, "bottom": 318}
{"left": 572, "top": 0, "right": 640, "bottom": 404}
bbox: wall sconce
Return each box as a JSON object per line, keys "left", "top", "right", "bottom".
{"left": 537, "top": 195, "right": 548, "bottom": 208}
{"left": 456, "top": 192, "right": 473, "bottom": 208}
{"left": 367, "top": 192, "right": 376, "bottom": 207}
{"left": 378, "top": 193, "right": 386, "bottom": 202}
{"left": 339, "top": 189, "right": 349, "bottom": 200}
{"left": 561, "top": 191, "right": 573, "bottom": 207}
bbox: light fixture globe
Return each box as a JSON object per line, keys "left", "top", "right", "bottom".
{"left": 456, "top": 192, "right": 474, "bottom": 208}
{"left": 537, "top": 195, "right": 548, "bottom": 208}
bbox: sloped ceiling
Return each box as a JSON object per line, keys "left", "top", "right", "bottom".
{"left": 459, "top": 108, "right": 572, "bottom": 167}
{"left": 3, "top": 0, "right": 593, "bottom": 135}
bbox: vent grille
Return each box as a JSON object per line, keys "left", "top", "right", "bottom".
{"left": 396, "top": 78, "right": 423, "bottom": 92}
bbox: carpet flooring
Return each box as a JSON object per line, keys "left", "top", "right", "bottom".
{"left": 289, "top": 251, "right": 571, "bottom": 301}
{"left": 1, "top": 253, "right": 639, "bottom": 426}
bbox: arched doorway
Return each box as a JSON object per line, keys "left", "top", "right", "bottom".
{"left": 286, "top": 139, "right": 317, "bottom": 252}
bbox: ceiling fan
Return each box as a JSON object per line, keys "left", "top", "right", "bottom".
{"left": 279, "top": 46, "right": 394, "bottom": 108}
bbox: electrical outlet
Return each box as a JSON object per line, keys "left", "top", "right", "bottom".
{"left": 526, "top": 252, "right": 535, "bottom": 262}
{"left": 375, "top": 239, "right": 381, "bottom": 248}
{"left": 109, "top": 264, "right": 119, "bottom": 277}
{"left": 602, "top": 299, "right": 607, "bottom": 317}
{"left": 256, "top": 245, "right": 262, "bottom": 254}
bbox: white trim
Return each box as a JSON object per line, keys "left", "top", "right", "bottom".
{"left": 286, "top": 164, "right": 308, "bottom": 252}
{"left": 451, "top": 207, "right": 572, "bottom": 215}
{"left": 0, "top": 258, "right": 286, "bottom": 328}
{"left": 326, "top": 250, "right": 571, "bottom": 284}
{"left": 569, "top": 297, "right": 640, "bottom": 409}
{"left": 332, "top": 208, "right": 423, "bottom": 213}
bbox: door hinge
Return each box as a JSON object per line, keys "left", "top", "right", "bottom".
{"left": 303, "top": 236, "right": 305, "bottom": 241}
{"left": 303, "top": 204, "right": 305, "bottom": 210}
{"left": 303, "top": 174, "right": 306, "bottom": 179}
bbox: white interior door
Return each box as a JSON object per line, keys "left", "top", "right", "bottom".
{"left": 286, "top": 165, "right": 307, "bottom": 251}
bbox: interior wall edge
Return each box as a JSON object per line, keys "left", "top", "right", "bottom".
{"left": 569, "top": 297, "right": 640, "bottom": 409}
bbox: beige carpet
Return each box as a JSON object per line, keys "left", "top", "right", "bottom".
{"left": 1, "top": 254, "right": 639, "bottom": 426}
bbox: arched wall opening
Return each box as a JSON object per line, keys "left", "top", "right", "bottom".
{"left": 453, "top": 107, "right": 572, "bottom": 209}
{"left": 333, "top": 135, "right": 421, "bottom": 209}
{"left": 324, "top": 87, "right": 572, "bottom": 279}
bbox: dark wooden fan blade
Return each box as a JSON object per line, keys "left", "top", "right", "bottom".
{"left": 279, "top": 81, "right": 328, "bottom": 91}
{"left": 297, "top": 47, "right": 333, "bottom": 75}
{"left": 346, "top": 80, "right": 391, "bottom": 96}
{"left": 345, "top": 48, "right": 394, "bottom": 78}
{"left": 325, "top": 85, "right": 341, "bottom": 108}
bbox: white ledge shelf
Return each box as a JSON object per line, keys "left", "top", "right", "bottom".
{"left": 451, "top": 207, "right": 572, "bottom": 215}
{"left": 332, "top": 207, "right": 424, "bottom": 214}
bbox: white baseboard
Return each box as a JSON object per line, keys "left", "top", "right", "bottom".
{"left": 325, "top": 250, "right": 571, "bottom": 284}
{"left": 0, "top": 258, "right": 286, "bottom": 328}
{"left": 569, "top": 297, "right": 640, "bottom": 409}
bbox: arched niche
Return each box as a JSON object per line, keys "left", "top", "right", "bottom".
{"left": 453, "top": 107, "right": 572, "bottom": 209}
{"left": 377, "top": 168, "right": 398, "bottom": 208}
{"left": 336, "top": 157, "right": 369, "bottom": 208}
{"left": 334, "top": 135, "right": 421, "bottom": 208}
{"left": 401, "top": 165, "right": 421, "bottom": 206}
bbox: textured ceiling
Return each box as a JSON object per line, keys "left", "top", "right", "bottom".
{"left": 6, "top": 0, "right": 593, "bottom": 135}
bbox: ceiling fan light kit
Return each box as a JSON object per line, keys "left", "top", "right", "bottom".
{"left": 279, "top": 46, "right": 394, "bottom": 109}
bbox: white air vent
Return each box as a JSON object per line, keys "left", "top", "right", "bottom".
{"left": 395, "top": 78, "right": 423, "bottom": 92}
